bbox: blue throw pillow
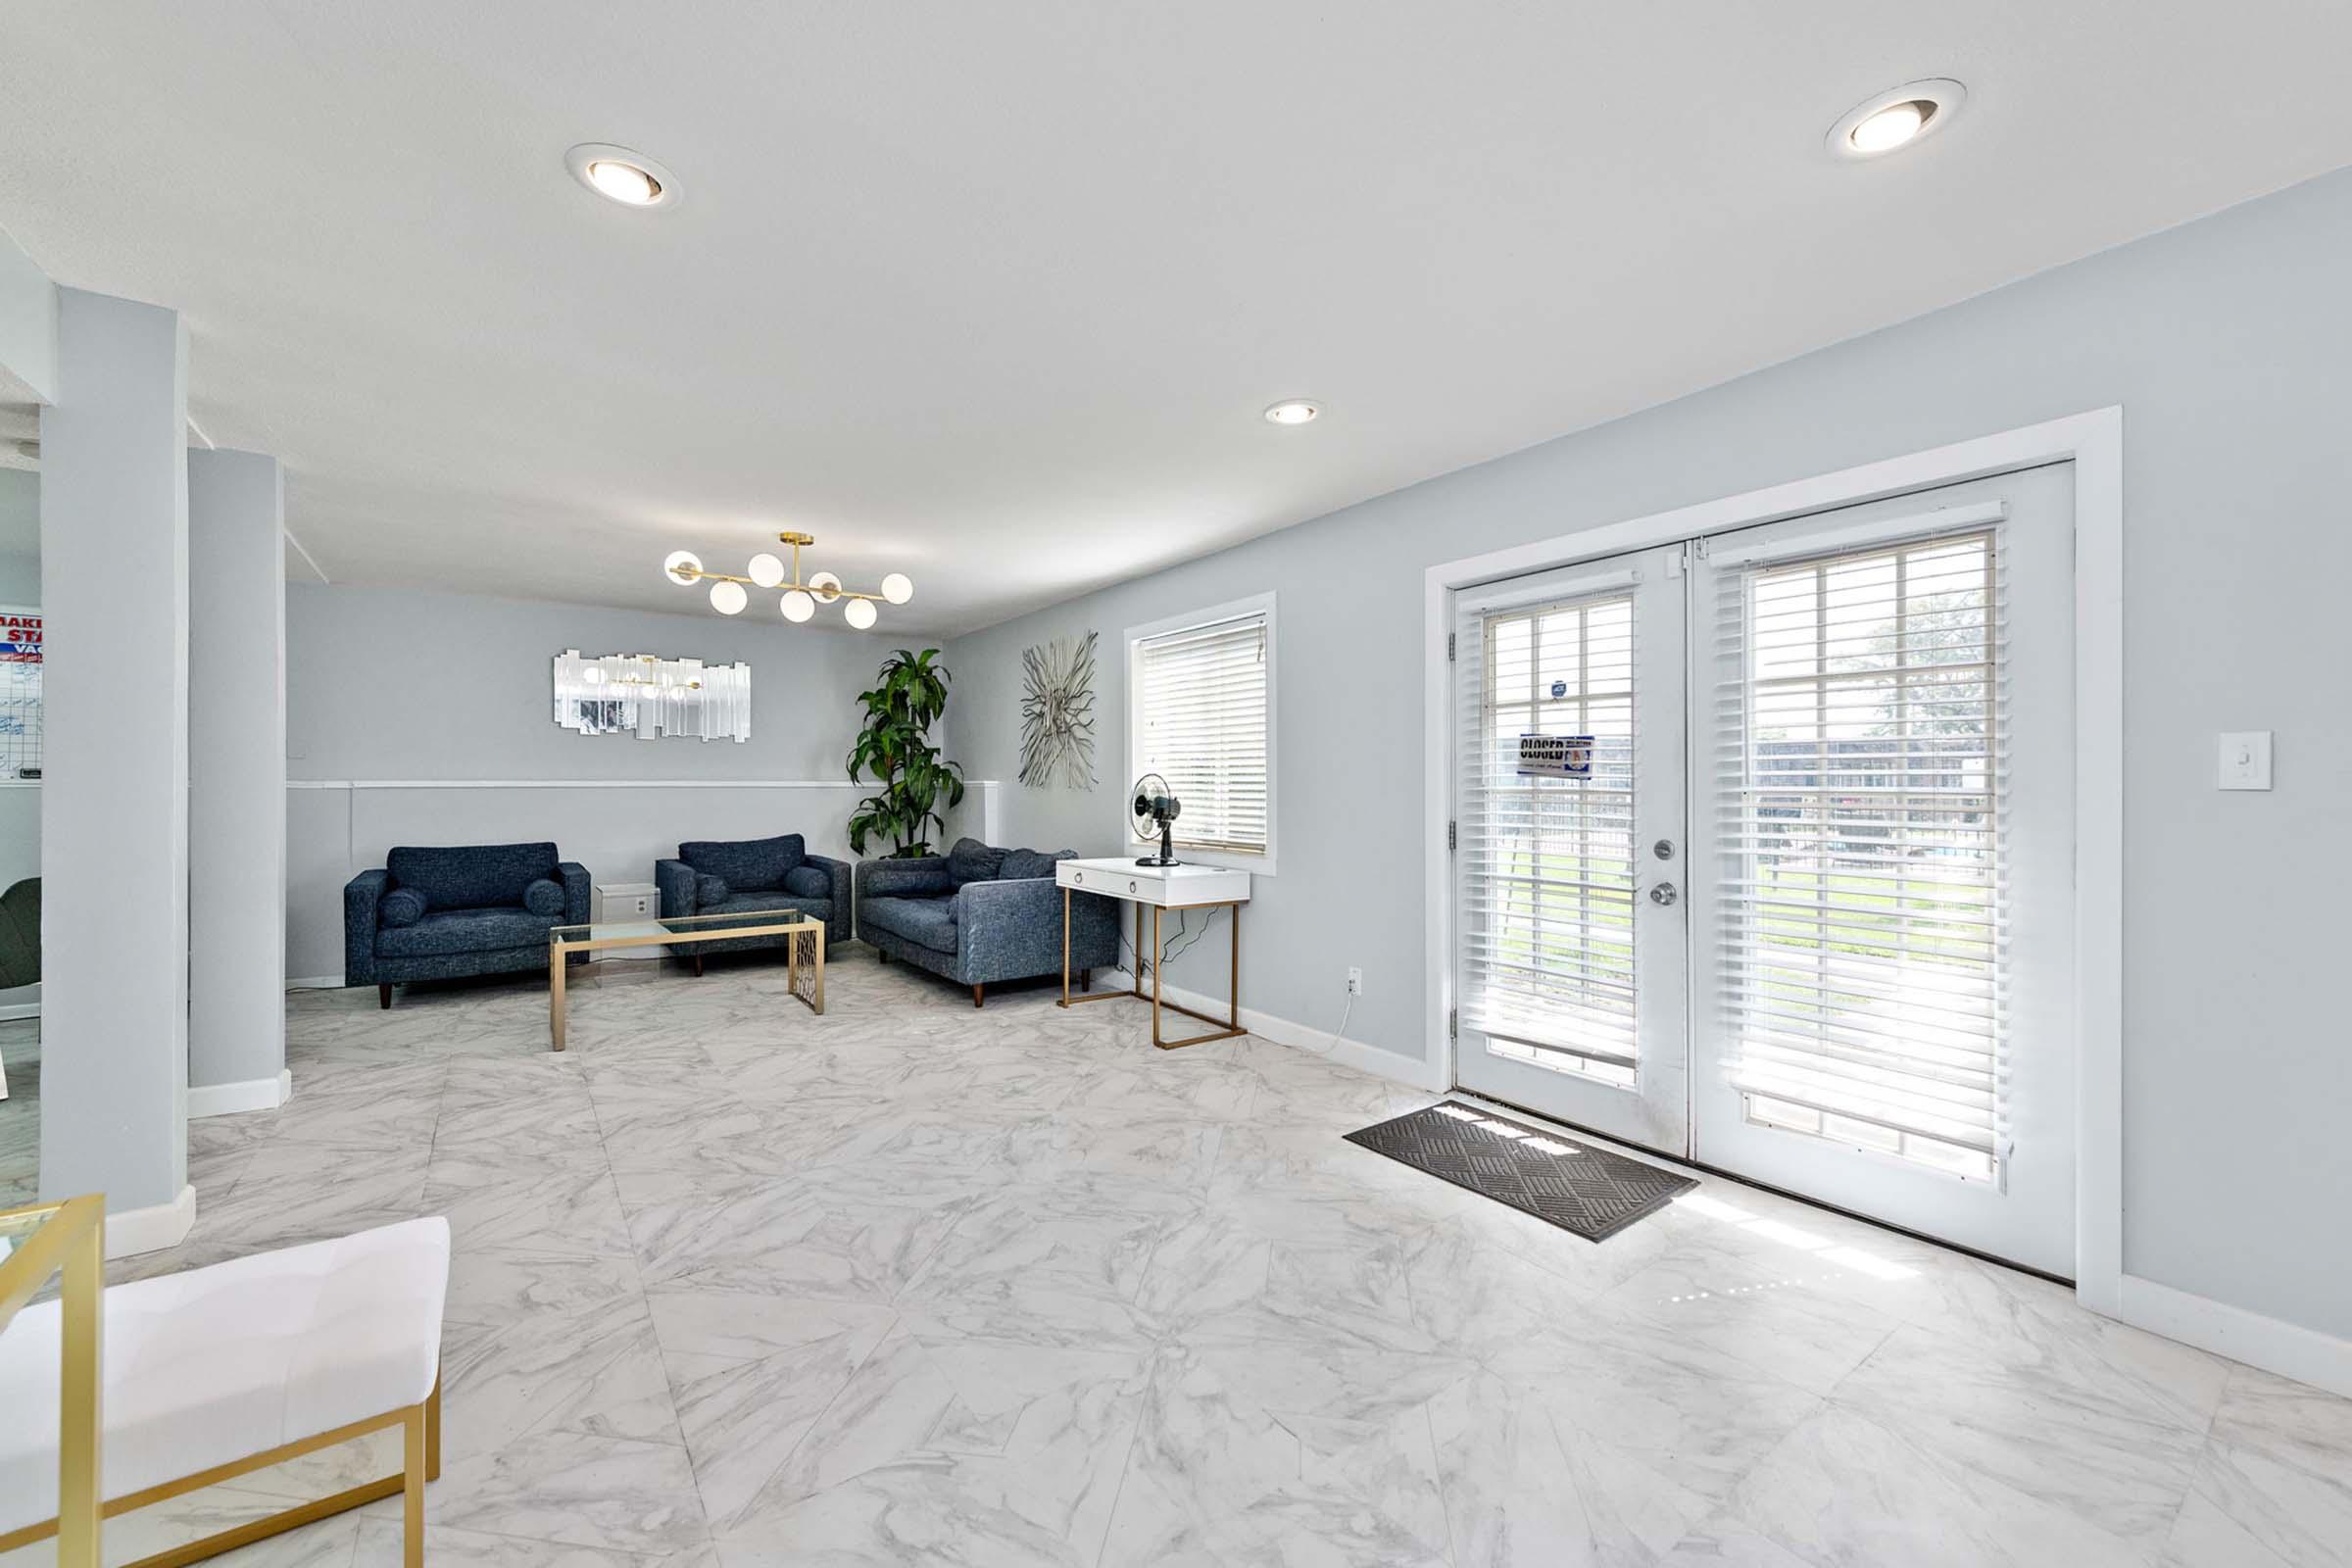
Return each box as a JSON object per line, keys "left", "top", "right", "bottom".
{"left": 782, "top": 865, "right": 829, "bottom": 899}
{"left": 523, "top": 878, "right": 566, "bottom": 917}
{"left": 947, "top": 838, "right": 1006, "bottom": 887}
{"left": 696, "top": 872, "right": 731, "bottom": 906}
{"left": 380, "top": 887, "right": 426, "bottom": 927}
{"left": 998, "top": 848, "right": 1063, "bottom": 881}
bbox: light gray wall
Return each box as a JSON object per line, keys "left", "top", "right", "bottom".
{"left": 284, "top": 583, "right": 926, "bottom": 980}
{"left": 189, "top": 450, "right": 284, "bottom": 1091}
{"left": 945, "top": 166, "right": 2352, "bottom": 1340}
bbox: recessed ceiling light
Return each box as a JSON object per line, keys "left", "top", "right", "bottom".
{"left": 565, "top": 143, "right": 681, "bottom": 210}
{"left": 1263, "top": 399, "right": 1321, "bottom": 425}
{"left": 1827, "top": 79, "right": 1965, "bottom": 161}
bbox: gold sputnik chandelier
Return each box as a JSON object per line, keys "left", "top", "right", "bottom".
{"left": 662, "top": 532, "right": 911, "bottom": 629}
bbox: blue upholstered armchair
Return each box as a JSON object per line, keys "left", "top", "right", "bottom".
{"left": 345, "top": 842, "right": 590, "bottom": 1007}
{"left": 856, "top": 837, "right": 1118, "bottom": 1005}
{"left": 654, "top": 833, "right": 850, "bottom": 971}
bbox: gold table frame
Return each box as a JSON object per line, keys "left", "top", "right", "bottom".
{"left": 548, "top": 908, "right": 825, "bottom": 1050}
{"left": 1056, "top": 889, "right": 1244, "bottom": 1049}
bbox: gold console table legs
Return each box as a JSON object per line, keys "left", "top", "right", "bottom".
{"left": 1057, "top": 889, "right": 1245, "bottom": 1049}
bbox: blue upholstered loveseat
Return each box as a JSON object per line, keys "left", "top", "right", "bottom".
{"left": 345, "top": 842, "right": 590, "bottom": 1007}
{"left": 856, "top": 837, "right": 1118, "bottom": 1005}
{"left": 654, "top": 833, "right": 851, "bottom": 968}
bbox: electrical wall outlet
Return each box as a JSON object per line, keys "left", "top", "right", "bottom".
{"left": 1346, "top": 966, "right": 1363, "bottom": 996}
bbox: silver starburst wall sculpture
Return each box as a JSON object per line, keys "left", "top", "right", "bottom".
{"left": 1018, "top": 630, "right": 1097, "bottom": 788}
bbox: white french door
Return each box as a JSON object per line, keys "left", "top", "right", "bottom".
{"left": 1451, "top": 466, "right": 2077, "bottom": 1274}
{"left": 1452, "top": 547, "right": 1689, "bottom": 1153}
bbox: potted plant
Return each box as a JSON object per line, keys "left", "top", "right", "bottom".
{"left": 846, "top": 648, "right": 966, "bottom": 858}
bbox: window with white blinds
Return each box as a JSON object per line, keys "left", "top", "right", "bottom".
{"left": 1457, "top": 591, "right": 1639, "bottom": 1086}
{"left": 1713, "top": 528, "right": 2005, "bottom": 1181}
{"left": 1130, "top": 607, "right": 1270, "bottom": 856}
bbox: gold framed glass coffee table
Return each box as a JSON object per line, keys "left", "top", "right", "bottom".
{"left": 547, "top": 908, "right": 825, "bottom": 1051}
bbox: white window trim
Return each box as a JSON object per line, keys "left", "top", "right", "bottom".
{"left": 1423, "top": 408, "right": 2122, "bottom": 1321}
{"left": 1124, "top": 591, "right": 1277, "bottom": 875}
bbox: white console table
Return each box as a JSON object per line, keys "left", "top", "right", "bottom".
{"left": 1055, "top": 858, "right": 1251, "bottom": 1049}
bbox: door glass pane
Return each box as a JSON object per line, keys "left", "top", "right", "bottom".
{"left": 1461, "top": 591, "right": 1639, "bottom": 1085}
{"left": 1719, "top": 530, "right": 2003, "bottom": 1180}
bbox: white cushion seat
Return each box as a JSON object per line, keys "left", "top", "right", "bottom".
{"left": 0, "top": 1216, "right": 449, "bottom": 1537}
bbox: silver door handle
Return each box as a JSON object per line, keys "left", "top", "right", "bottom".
{"left": 1649, "top": 882, "right": 1679, "bottom": 906}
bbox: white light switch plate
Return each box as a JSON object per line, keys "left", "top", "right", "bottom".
{"left": 2218, "top": 731, "right": 2273, "bottom": 790}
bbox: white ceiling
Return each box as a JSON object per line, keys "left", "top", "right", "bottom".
{"left": 2, "top": 2, "right": 2348, "bottom": 635}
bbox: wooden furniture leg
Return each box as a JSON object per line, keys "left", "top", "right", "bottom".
{"left": 971, "top": 983, "right": 985, "bottom": 1008}
{"left": 377, "top": 983, "right": 391, "bottom": 1010}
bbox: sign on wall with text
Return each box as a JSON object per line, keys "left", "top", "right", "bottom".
{"left": 0, "top": 607, "right": 41, "bottom": 779}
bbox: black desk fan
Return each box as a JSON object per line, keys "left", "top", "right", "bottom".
{"left": 1132, "top": 773, "right": 1181, "bottom": 866}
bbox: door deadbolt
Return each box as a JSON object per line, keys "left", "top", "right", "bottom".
{"left": 1649, "top": 882, "right": 1680, "bottom": 906}
{"left": 1653, "top": 839, "right": 1676, "bottom": 861}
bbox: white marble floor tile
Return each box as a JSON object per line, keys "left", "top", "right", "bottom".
{"left": 95, "top": 955, "right": 2350, "bottom": 1568}
{"left": 2178, "top": 1363, "right": 2352, "bottom": 1566}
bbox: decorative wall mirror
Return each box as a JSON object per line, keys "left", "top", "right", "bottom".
{"left": 553, "top": 650, "right": 751, "bottom": 742}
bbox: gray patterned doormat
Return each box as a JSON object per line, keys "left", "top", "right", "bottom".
{"left": 1346, "top": 1100, "right": 1697, "bottom": 1242}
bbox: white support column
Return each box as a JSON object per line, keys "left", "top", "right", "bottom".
{"left": 38, "top": 288, "right": 193, "bottom": 1255}
{"left": 188, "top": 449, "right": 287, "bottom": 1116}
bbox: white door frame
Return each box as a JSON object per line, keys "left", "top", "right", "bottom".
{"left": 1421, "top": 407, "right": 2123, "bottom": 1314}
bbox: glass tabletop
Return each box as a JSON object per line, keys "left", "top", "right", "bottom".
{"left": 550, "top": 906, "right": 825, "bottom": 947}
{"left": 0, "top": 1199, "right": 60, "bottom": 1256}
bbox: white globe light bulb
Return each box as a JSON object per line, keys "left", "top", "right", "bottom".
{"left": 844, "top": 597, "right": 878, "bottom": 630}
{"left": 780, "top": 590, "right": 815, "bottom": 622}
{"left": 709, "top": 579, "right": 748, "bottom": 615}
{"left": 748, "top": 553, "right": 785, "bottom": 588}
{"left": 809, "top": 570, "right": 843, "bottom": 602}
{"left": 662, "top": 550, "right": 702, "bottom": 586}
{"left": 881, "top": 572, "right": 913, "bottom": 605}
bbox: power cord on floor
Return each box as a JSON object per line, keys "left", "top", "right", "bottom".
{"left": 1305, "top": 988, "right": 1353, "bottom": 1057}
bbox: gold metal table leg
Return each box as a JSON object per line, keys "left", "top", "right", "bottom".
{"left": 56, "top": 1204, "right": 103, "bottom": 1568}
{"left": 1146, "top": 900, "right": 1248, "bottom": 1050}
{"left": 402, "top": 1402, "right": 426, "bottom": 1567}
{"left": 548, "top": 944, "right": 567, "bottom": 1052}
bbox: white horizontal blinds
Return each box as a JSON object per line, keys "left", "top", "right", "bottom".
{"left": 1458, "top": 590, "right": 1640, "bottom": 1085}
{"left": 1134, "top": 612, "right": 1268, "bottom": 854}
{"left": 1714, "top": 528, "right": 2006, "bottom": 1179}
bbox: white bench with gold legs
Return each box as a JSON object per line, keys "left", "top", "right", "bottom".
{"left": 0, "top": 1215, "right": 450, "bottom": 1568}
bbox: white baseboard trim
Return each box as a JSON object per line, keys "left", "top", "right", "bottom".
{"left": 106, "top": 1183, "right": 196, "bottom": 1259}
{"left": 0, "top": 1002, "right": 35, "bottom": 1021}
{"left": 188, "top": 1067, "right": 293, "bottom": 1119}
{"left": 2117, "top": 1272, "right": 2352, "bottom": 1397}
{"left": 1102, "top": 968, "right": 1446, "bottom": 1093}
{"left": 287, "top": 975, "right": 345, "bottom": 991}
